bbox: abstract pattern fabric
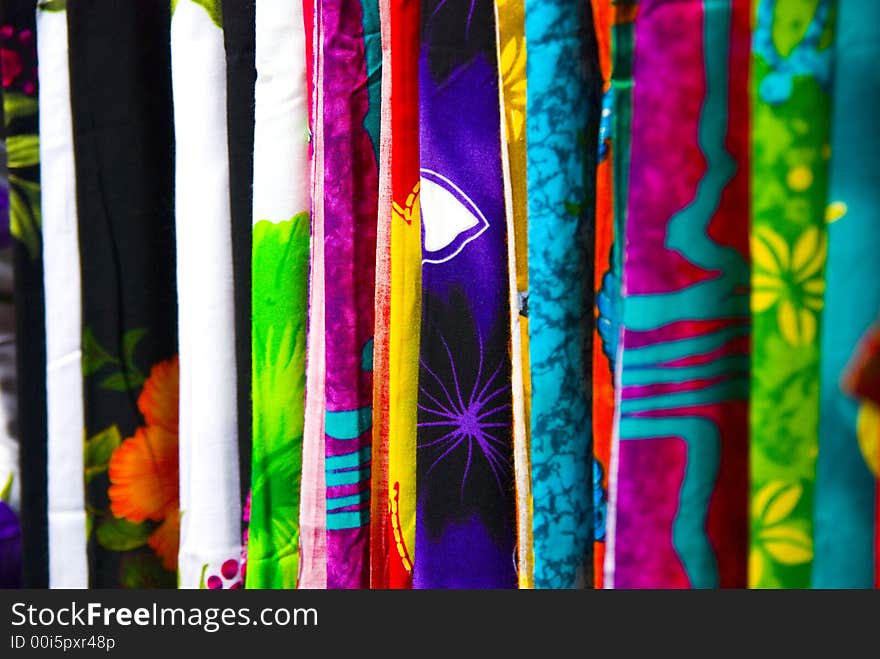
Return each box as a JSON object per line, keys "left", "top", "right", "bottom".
{"left": 609, "top": 0, "right": 751, "bottom": 589}
{"left": 524, "top": 0, "right": 600, "bottom": 589}
{"left": 416, "top": 0, "right": 517, "bottom": 589}
{"left": 315, "top": 0, "right": 381, "bottom": 589}
{"left": 749, "top": 0, "right": 834, "bottom": 590}
{"left": 370, "top": 0, "right": 421, "bottom": 590}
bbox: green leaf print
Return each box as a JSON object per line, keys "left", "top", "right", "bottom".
{"left": 0, "top": 473, "right": 12, "bottom": 502}
{"left": 81, "top": 326, "right": 147, "bottom": 390}
{"left": 82, "top": 327, "right": 117, "bottom": 375}
{"left": 771, "top": 0, "right": 820, "bottom": 57}
{"left": 172, "top": 0, "right": 223, "bottom": 29}
{"left": 100, "top": 372, "right": 145, "bottom": 392}
{"left": 120, "top": 553, "right": 176, "bottom": 588}
{"left": 122, "top": 328, "right": 147, "bottom": 371}
{"left": 2, "top": 93, "right": 38, "bottom": 127}
{"left": 84, "top": 425, "right": 122, "bottom": 483}
{"left": 9, "top": 181, "right": 41, "bottom": 260}
{"left": 96, "top": 516, "right": 152, "bottom": 552}
{"left": 6, "top": 135, "right": 40, "bottom": 169}
{"left": 248, "top": 213, "right": 310, "bottom": 588}
{"left": 38, "top": 0, "right": 66, "bottom": 10}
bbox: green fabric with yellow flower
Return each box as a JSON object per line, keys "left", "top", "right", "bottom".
{"left": 749, "top": 0, "right": 835, "bottom": 589}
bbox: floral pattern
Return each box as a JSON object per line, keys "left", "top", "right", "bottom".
{"left": 83, "top": 331, "right": 180, "bottom": 586}
{"left": 749, "top": 481, "right": 813, "bottom": 588}
{"left": 1, "top": 21, "right": 40, "bottom": 257}
{"left": 749, "top": 0, "right": 834, "bottom": 589}
{"left": 752, "top": 225, "right": 827, "bottom": 346}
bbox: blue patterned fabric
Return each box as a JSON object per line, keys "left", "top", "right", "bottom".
{"left": 525, "top": 0, "right": 601, "bottom": 588}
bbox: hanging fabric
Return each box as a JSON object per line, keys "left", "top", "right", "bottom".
{"left": 523, "top": 0, "right": 600, "bottom": 589}
{"left": 812, "top": 0, "right": 877, "bottom": 588}
{"left": 246, "top": 0, "right": 311, "bottom": 589}
{"left": 221, "top": 0, "right": 256, "bottom": 514}
{"left": 415, "top": 0, "right": 517, "bottom": 588}
{"left": 599, "top": 0, "right": 638, "bottom": 589}
{"left": 370, "top": 0, "right": 421, "bottom": 590}
{"left": 315, "top": 0, "right": 381, "bottom": 589}
{"left": 170, "top": 0, "right": 242, "bottom": 589}
{"left": 494, "top": 0, "right": 533, "bottom": 590}
{"left": 748, "top": 0, "right": 835, "bottom": 589}
{"left": 68, "top": 0, "right": 178, "bottom": 588}
{"left": 1, "top": 0, "right": 48, "bottom": 588}
{"left": 37, "top": 0, "right": 88, "bottom": 588}
{"left": 609, "top": 0, "right": 751, "bottom": 588}
{"left": 299, "top": 0, "right": 328, "bottom": 589}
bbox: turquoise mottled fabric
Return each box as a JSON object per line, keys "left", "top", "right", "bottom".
{"left": 813, "top": 0, "right": 880, "bottom": 588}
{"left": 525, "top": 0, "right": 601, "bottom": 588}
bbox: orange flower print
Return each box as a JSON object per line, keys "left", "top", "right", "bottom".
{"left": 108, "top": 425, "right": 178, "bottom": 523}
{"left": 108, "top": 356, "right": 180, "bottom": 571}
{"left": 138, "top": 355, "right": 179, "bottom": 433}
{"left": 148, "top": 512, "right": 181, "bottom": 572}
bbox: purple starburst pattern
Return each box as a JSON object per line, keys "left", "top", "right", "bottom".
{"left": 417, "top": 328, "right": 512, "bottom": 499}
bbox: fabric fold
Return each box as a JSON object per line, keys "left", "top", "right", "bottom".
{"left": 316, "top": 0, "right": 381, "bottom": 589}
{"left": 221, "top": 0, "right": 256, "bottom": 513}
{"left": 415, "top": 0, "right": 517, "bottom": 589}
{"left": 247, "top": 0, "right": 311, "bottom": 589}
{"left": 610, "top": 0, "right": 751, "bottom": 589}
{"left": 524, "top": 0, "right": 600, "bottom": 589}
{"left": 495, "top": 0, "right": 533, "bottom": 590}
{"left": 748, "top": 0, "right": 835, "bottom": 589}
{"left": 171, "top": 0, "right": 242, "bottom": 589}
{"left": 812, "top": 0, "right": 876, "bottom": 589}
{"left": 38, "top": 1, "right": 88, "bottom": 588}
{"left": 68, "top": 0, "right": 179, "bottom": 588}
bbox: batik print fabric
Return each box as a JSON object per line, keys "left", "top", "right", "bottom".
{"left": 170, "top": 0, "right": 243, "bottom": 589}
{"left": 812, "top": 0, "right": 876, "bottom": 589}
{"left": 247, "top": 0, "right": 310, "bottom": 589}
{"left": 2, "top": 0, "right": 48, "bottom": 588}
{"left": 494, "top": 0, "right": 533, "bottom": 590}
{"left": 524, "top": 0, "right": 600, "bottom": 589}
{"left": 416, "top": 0, "right": 517, "bottom": 589}
{"left": 38, "top": 1, "right": 88, "bottom": 588}
{"left": 67, "top": 1, "right": 178, "bottom": 588}
{"left": 370, "top": 0, "right": 421, "bottom": 590}
{"left": 749, "top": 0, "right": 834, "bottom": 590}
{"left": 317, "top": 0, "right": 381, "bottom": 589}
{"left": 609, "top": 0, "right": 751, "bottom": 589}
